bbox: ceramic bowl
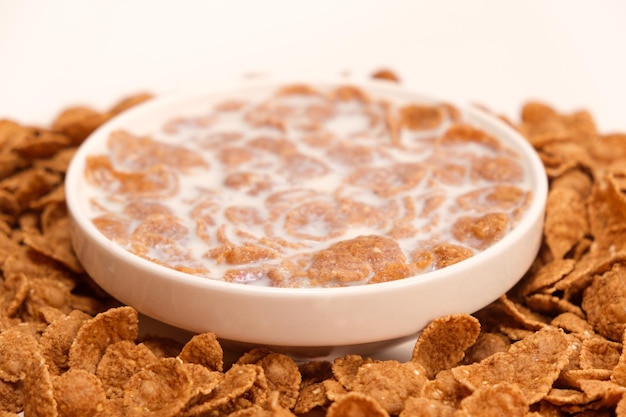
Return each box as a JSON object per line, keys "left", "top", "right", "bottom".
{"left": 65, "top": 77, "right": 547, "bottom": 358}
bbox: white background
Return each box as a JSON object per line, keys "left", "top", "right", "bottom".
{"left": 1, "top": 0, "right": 626, "bottom": 133}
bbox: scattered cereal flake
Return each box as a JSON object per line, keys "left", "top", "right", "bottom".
{"left": 577, "top": 379, "right": 626, "bottom": 411}
{"left": 33, "top": 147, "right": 77, "bottom": 175}
{"left": 551, "top": 312, "right": 595, "bottom": 335}
{"left": 451, "top": 327, "right": 571, "bottom": 404}
{"left": 518, "top": 258, "right": 576, "bottom": 296}
{"left": 293, "top": 381, "right": 328, "bottom": 414}
{"left": 548, "top": 251, "right": 614, "bottom": 300}
{"left": 51, "top": 106, "right": 109, "bottom": 145}
{"left": 68, "top": 306, "right": 139, "bottom": 373}
{"left": 411, "top": 314, "right": 481, "bottom": 379}
{"left": 326, "top": 391, "right": 390, "bottom": 417}
{"left": 458, "top": 383, "right": 528, "bottom": 417}
{"left": 539, "top": 141, "right": 593, "bottom": 179}
{"left": 332, "top": 354, "right": 374, "bottom": 391}
{"left": 611, "top": 330, "right": 626, "bottom": 387}
{"left": 0, "top": 379, "right": 23, "bottom": 414}
{"left": 524, "top": 293, "right": 586, "bottom": 318}
{"left": 558, "top": 369, "right": 612, "bottom": 390}
{"left": 52, "top": 368, "right": 110, "bottom": 417}
{"left": 178, "top": 332, "right": 224, "bottom": 372}
{"left": 352, "top": 360, "right": 427, "bottom": 415}
{"left": 588, "top": 175, "right": 626, "bottom": 253}
{"left": 23, "top": 349, "right": 58, "bottom": 417}
{"left": 499, "top": 294, "right": 549, "bottom": 330}
{"left": 123, "top": 357, "right": 193, "bottom": 417}
{"left": 322, "top": 378, "right": 348, "bottom": 402}
{"left": 0, "top": 272, "right": 29, "bottom": 318}
{"left": 0, "top": 326, "right": 40, "bottom": 382}
{"left": 181, "top": 362, "right": 223, "bottom": 410}
{"left": 421, "top": 369, "right": 472, "bottom": 408}
{"left": 398, "top": 396, "right": 456, "bottom": 417}
{"left": 0, "top": 167, "right": 61, "bottom": 212}
{"left": 371, "top": 69, "right": 400, "bottom": 82}
{"left": 582, "top": 263, "right": 626, "bottom": 341}
{"left": 39, "top": 309, "right": 92, "bottom": 375}
{"left": 235, "top": 347, "right": 275, "bottom": 365}
{"left": 256, "top": 353, "right": 301, "bottom": 409}
{"left": 579, "top": 337, "right": 622, "bottom": 371}
{"left": 109, "top": 92, "right": 154, "bottom": 115}
{"left": 2, "top": 250, "right": 76, "bottom": 292}
{"left": 139, "top": 335, "right": 184, "bottom": 359}
{"left": 299, "top": 360, "right": 333, "bottom": 387}
{"left": 544, "top": 186, "right": 589, "bottom": 259}
{"left": 543, "top": 387, "right": 588, "bottom": 407}
{"left": 461, "top": 332, "right": 511, "bottom": 365}
{"left": 96, "top": 340, "right": 158, "bottom": 399}
{"left": 13, "top": 127, "right": 72, "bottom": 159}
{"left": 182, "top": 364, "right": 267, "bottom": 416}
{"left": 617, "top": 393, "right": 626, "bottom": 417}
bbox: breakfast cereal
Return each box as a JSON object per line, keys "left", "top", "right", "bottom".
{"left": 3, "top": 72, "right": 626, "bottom": 415}
{"left": 83, "top": 83, "right": 533, "bottom": 287}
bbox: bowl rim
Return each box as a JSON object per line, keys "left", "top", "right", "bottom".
{"left": 65, "top": 76, "right": 548, "bottom": 298}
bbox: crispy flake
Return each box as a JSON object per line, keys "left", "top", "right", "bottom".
{"left": 451, "top": 327, "right": 571, "bottom": 404}
{"left": 411, "top": 314, "right": 481, "bottom": 378}
{"left": 68, "top": 306, "right": 139, "bottom": 373}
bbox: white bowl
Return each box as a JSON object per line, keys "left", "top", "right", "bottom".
{"left": 65, "top": 78, "right": 547, "bottom": 357}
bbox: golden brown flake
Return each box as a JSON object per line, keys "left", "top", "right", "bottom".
{"left": 411, "top": 314, "right": 481, "bottom": 379}
{"left": 68, "top": 306, "right": 139, "bottom": 373}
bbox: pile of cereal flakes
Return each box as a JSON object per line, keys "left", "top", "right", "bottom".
{"left": 3, "top": 72, "right": 626, "bottom": 416}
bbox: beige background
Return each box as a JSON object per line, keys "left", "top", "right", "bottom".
{"left": 1, "top": 0, "right": 625, "bottom": 133}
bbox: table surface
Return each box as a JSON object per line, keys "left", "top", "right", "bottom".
{"left": 1, "top": 0, "right": 625, "bottom": 133}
